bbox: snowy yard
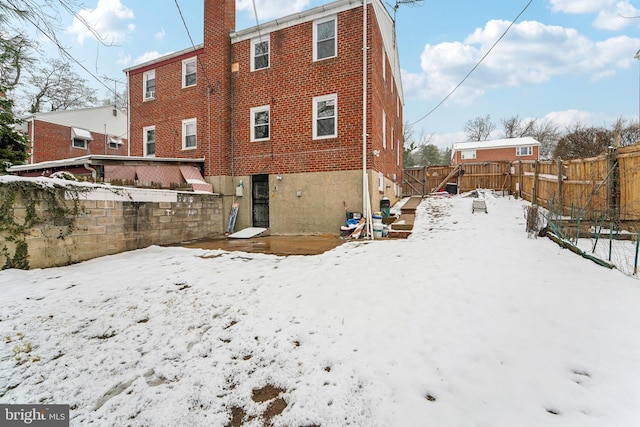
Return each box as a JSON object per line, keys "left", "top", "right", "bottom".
{"left": 2, "top": 193, "right": 640, "bottom": 426}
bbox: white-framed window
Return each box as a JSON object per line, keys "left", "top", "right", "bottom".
{"left": 516, "top": 146, "right": 533, "bottom": 156}
{"left": 313, "top": 94, "right": 337, "bottom": 139}
{"left": 378, "top": 172, "right": 384, "bottom": 191}
{"left": 397, "top": 143, "right": 400, "bottom": 166}
{"left": 108, "top": 136, "right": 123, "bottom": 150}
{"left": 71, "top": 127, "right": 92, "bottom": 149}
{"left": 313, "top": 16, "right": 336, "bottom": 61}
{"left": 182, "top": 118, "right": 197, "bottom": 149}
{"left": 382, "top": 49, "right": 386, "bottom": 82}
{"left": 182, "top": 58, "right": 197, "bottom": 88}
{"left": 251, "top": 36, "right": 270, "bottom": 71}
{"left": 143, "top": 70, "right": 155, "bottom": 100}
{"left": 143, "top": 126, "right": 156, "bottom": 157}
{"left": 250, "top": 105, "right": 270, "bottom": 141}
{"left": 382, "top": 110, "right": 386, "bottom": 150}
{"left": 461, "top": 149, "right": 476, "bottom": 160}
{"left": 391, "top": 127, "right": 394, "bottom": 150}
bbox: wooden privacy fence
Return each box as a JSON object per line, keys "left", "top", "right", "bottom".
{"left": 403, "top": 161, "right": 512, "bottom": 196}
{"left": 402, "top": 144, "right": 640, "bottom": 222}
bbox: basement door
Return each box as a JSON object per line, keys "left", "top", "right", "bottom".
{"left": 252, "top": 174, "right": 269, "bottom": 228}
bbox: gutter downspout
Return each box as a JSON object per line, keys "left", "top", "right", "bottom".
{"left": 29, "top": 116, "right": 35, "bottom": 164}
{"left": 362, "top": 0, "right": 373, "bottom": 238}
{"left": 84, "top": 162, "right": 97, "bottom": 181}
{"left": 126, "top": 70, "right": 131, "bottom": 157}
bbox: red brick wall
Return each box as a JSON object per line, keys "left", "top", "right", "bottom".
{"left": 231, "top": 7, "right": 370, "bottom": 176}
{"left": 127, "top": 2, "right": 403, "bottom": 179}
{"left": 368, "top": 10, "right": 403, "bottom": 190}
{"left": 128, "top": 48, "right": 208, "bottom": 163}
{"left": 453, "top": 145, "right": 539, "bottom": 164}
{"left": 29, "top": 120, "right": 128, "bottom": 163}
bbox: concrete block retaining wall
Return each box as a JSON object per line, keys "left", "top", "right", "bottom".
{"left": 0, "top": 181, "right": 224, "bottom": 269}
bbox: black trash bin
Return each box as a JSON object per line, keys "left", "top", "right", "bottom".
{"left": 380, "top": 197, "right": 391, "bottom": 217}
{"left": 445, "top": 183, "right": 458, "bottom": 195}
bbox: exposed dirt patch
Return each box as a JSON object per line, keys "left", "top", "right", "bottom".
{"left": 264, "top": 397, "right": 287, "bottom": 420}
{"left": 252, "top": 384, "right": 285, "bottom": 403}
{"left": 225, "top": 406, "right": 246, "bottom": 427}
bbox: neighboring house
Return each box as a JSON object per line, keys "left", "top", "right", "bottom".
{"left": 20, "top": 105, "right": 128, "bottom": 164}
{"left": 451, "top": 137, "right": 540, "bottom": 165}
{"left": 123, "top": 0, "right": 404, "bottom": 235}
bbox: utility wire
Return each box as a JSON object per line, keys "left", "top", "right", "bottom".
{"left": 5, "top": 0, "right": 118, "bottom": 102}
{"left": 174, "top": 0, "right": 213, "bottom": 91}
{"left": 409, "top": 0, "right": 533, "bottom": 126}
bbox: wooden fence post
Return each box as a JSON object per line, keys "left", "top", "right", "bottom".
{"left": 606, "top": 146, "right": 618, "bottom": 220}
{"left": 518, "top": 160, "right": 523, "bottom": 199}
{"left": 423, "top": 166, "right": 427, "bottom": 195}
{"left": 556, "top": 157, "right": 563, "bottom": 216}
{"left": 532, "top": 160, "right": 539, "bottom": 206}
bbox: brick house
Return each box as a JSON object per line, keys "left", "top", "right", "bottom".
{"left": 451, "top": 137, "right": 540, "bottom": 165}
{"left": 20, "top": 105, "right": 128, "bottom": 164}
{"left": 124, "top": 0, "right": 404, "bottom": 235}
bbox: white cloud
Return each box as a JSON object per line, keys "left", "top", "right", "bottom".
{"left": 541, "top": 109, "right": 630, "bottom": 129}
{"left": 155, "top": 28, "right": 166, "bottom": 41}
{"left": 134, "top": 51, "right": 173, "bottom": 66}
{"left": 116, "top": 53, "right": 131, "bottom": 66}
{"left": 549, "top": 0, "right": 640, "bottom": 30}
{"left": 594, "top": 2, "right": 640, "bottom": 30}
{"left": 403, "top": 19, "right": 640, "bottom": 104}
{"left": 549, "top": 0, "right": 615, "bottom": 14}
{"left": 236, "top": 0, "right": 310, "bottom": 21}
{"left": 67, "top": 0, "right": 135, "bottom": 45}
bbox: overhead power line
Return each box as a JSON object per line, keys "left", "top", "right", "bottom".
{"left": 409, "top": 0, "right": 533, "bottom": 126}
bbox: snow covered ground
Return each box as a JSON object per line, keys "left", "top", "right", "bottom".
{"left": 2, "top": 193, "right": 640, "bottom": 427}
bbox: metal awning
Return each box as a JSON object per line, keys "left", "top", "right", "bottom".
{"left": 71, "top": 127, "right": 93, "bottom": 140}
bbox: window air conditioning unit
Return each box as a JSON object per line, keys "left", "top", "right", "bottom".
{"left": 145, "top": 90, "right": 155, "bottom": 99}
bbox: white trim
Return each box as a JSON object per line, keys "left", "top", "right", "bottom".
{"left": 313, "top": 15, "right": 337, "bottom": 61}
{"left": 516, "top": 146, "right": 533, "bottom": 156}
{"left": 461, "top": 149, "right": 476, "bottom": 160}
{"left": 250, "top": 35, "right": 270, "bottom": 72}
{"left": 182, "top": 118, "right": 197, "bottom": 150}
{"left": 250, "top": 105, "right": 270, "bottom": 142}
{"left": 453, "top": 136, "right": 540, "bottom": 151}
{"left": 313, "top": 93, "right": 337, "bottom": 140}
{"left": 143, "top": 126, "right": 156, "bottom": 157}
{"left": 231, "top": 0, "right": 360, "bottom": 44}
{"left": 182, "top": 57, "right": 197, "bottom": 88}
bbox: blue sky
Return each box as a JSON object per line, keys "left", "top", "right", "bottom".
{"left": 28, "top": 0, "right": 640, "bottom": 148}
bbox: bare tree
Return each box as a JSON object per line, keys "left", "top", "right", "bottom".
{"left": 27, "top": 59, "right": 98, "bottom": 112}
{"left": 612, "top": 116, "right": 639, "bottom": 147}
{"left": 527, "top": 119, "right": 561, "bottom": 159}
{"left": 553, "top": 123, "right": 611, "bottom": 159}
{"left": 501, "top": 115, "right": 536, "bottom": 138}
{"left": 464, "top": 115, "right": 495, "bottom": 141}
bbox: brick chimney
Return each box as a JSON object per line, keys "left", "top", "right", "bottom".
{"left": 203, "top": 0, "right": 235, "bottom": 176}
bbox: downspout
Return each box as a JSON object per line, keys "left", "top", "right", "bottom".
{"left": 126, "top": 70, "right": 131, "bottom": 157}
{"left": 84, "top": 163, "right": 97, "bottom": 181}
{"left": 29, "top": 116, "right": 35, "bottom": 164}
{"left": 362, "top": 0, "right": 373, "bottom": 238}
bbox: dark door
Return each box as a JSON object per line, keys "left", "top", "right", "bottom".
{"left": 252, "top": 174, "right": 269, "bottom": 228}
